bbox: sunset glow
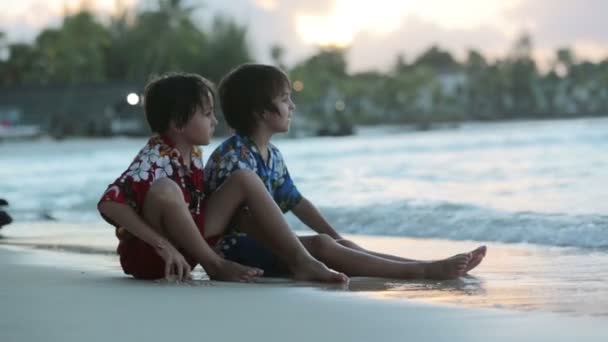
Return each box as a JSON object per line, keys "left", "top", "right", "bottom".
{"left": 295, "top": 0, "right": 407, "bottom": 47}
{"left": 294, "top": 0, "right": 523, "bottom": 47}
{"left": 254, "top": 0, "right": 279, "bottom": 12}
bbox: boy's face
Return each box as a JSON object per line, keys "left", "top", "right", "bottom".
{"left": 181, "top": 92, "right": 217, "bottom": 146}
{"left": 265, "top": 85, "right": 295, "bottom": 133}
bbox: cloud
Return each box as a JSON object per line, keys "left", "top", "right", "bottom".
{"left": 0, "top": 0, "right": 138, "bottom": 42}
{"left": 503, "top": 0, "right": 608, "bottom": 62}
{"left": 208, "top": 0, "right": 607, "bottom": 69}
{"left": 348, "top": 15, "right": 511, "bottom": 71}
{"left": 0, "top": 1, "right": 61, "bottom": 42}
{"left": 506, "top": 0, "right": 608, "bottom": 44}
{"left": 192, "top": 0, "right": 331, "bottom": 65}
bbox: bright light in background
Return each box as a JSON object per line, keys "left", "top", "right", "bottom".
{"left": 292, "top": 80, "right": 304, "bottom": 92}
{"left": 295, "top": 0, "right": 523, "bottom": 47}
{"left": 335, "top": 100, "right": 345, "bottom": 112}
{"left": 126, "top": 93, "right": 139, "bottom": 106}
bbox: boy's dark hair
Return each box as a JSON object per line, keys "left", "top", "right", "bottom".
{"left": 144, "top": 72, "right": 215, "bottom": 133}
{"left": 219, "top": 64, "right": 290, "bottom": 135}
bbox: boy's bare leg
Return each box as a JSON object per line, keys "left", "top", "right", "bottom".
{"left": 301, "top": 234, "right": 479, "bottom": 280}
{"left": 230, "top": 206, "right": 485, "bottom": 279}
{"left": 203, "top": 170, "right": 347, "bottom": 283}
{"left": 336, "top": 239, "right": 420, "bottom": 262}
{"left": 337, "top": 239, "right": 487, "bottom": 273}
{"left": 143, "top": 178, "right": 262, "bottom": 282}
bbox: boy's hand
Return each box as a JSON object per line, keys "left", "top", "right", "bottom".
{"left": 154, "top": 240, "right": 192, "bottom": 281}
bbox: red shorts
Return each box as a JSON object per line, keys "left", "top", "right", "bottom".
{"left": 117, "top": 225, "right": 220, "bottom": 280}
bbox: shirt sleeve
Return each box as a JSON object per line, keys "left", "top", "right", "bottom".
{"left": 271, "top": 150, "right": 303, "bottom": 213}
{"left": 98, "top": 155, "right": 154, "bottom": 228}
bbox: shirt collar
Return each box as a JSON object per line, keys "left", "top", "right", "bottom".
{"left": 236, "top": 134, "right": 258, "bottom": 153}
{"left": 236, "top": 134, "right": 272, "bottom": 167}
{"left": 154, "top": 134, "right": 203, "bottom": 170}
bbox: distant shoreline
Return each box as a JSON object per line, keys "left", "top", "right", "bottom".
{"left": 2, "top": 115, "right": 606, "bottom": 142}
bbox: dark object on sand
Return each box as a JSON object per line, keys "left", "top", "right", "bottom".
{"left": 0, "top": 211, "right": 11, "bottom": 228}
{"left": 0, "top": 198, "right": 12, "bottom": 229}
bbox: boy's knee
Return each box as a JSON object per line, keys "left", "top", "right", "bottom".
{"left": 229, "top": 169, "right": 260, "bottom": 187}
{"left": 311, "top": 234, "right": 335, "bottom": 254}
{"left": 336, "top": 239, "right": 354, "bottom": 247}
{"left": 147, "top": 178, "right": 184, "bottom": 204}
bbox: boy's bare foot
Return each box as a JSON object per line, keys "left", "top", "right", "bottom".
{"left": 208, "top": 259, "right": 264, "bottom": 282}
{"left": 291, "top": 257, "right": 348, "bottom": 283}
{"left": 423, "top": 253, "right": 471, "bottom": 280}
{"left": 465, "top": 246, "right": 487, "bottom": 273}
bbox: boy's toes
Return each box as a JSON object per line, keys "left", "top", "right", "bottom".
{"left": 245, "top": 267, "right": 263, "bottom": 278}
{"left": 473, "top": 246, "right": 487, "bottom": 257}
{"left": 333, "top": 272, "right": 349, "bottom": 283}
{"left": 464, "top": 246, "right": 487, "bottom": 273}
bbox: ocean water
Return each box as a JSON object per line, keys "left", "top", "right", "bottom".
{"left": 1, "top": 117, "right": 606, "bottom": 249}
{"left": 1, "top": 117, "right": 608, "bottom": 316}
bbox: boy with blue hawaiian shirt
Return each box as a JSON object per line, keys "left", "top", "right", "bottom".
{"left": 205, "top": 64, "right": 487, "bottom": 279}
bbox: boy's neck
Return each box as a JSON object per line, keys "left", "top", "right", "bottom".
{"left": 165, "top": 132, "right": 193, "bottom": 167}
{"left": 248, "top": 127, "right": 273, "bottom": 163}
{"left": 249, "top": 128, "right": 272, "bottom": 152}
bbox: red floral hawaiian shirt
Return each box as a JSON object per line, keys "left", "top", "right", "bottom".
{"left": 98, "top": 135, "right": 207, "bottom": 241}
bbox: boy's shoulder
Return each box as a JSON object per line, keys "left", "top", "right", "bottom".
{"left": 138, "top": 135, "right": 182, "bottom": 161}
{"left": 214, "top": 135, "right": 254, "bottom": 154}
{"left": 140, "top": 134, "right": 171, "bottom": 152}
{"left": 124, "top": 134, "right": 198, "bottom": 176}
{"left": 268, "top": 141, "right": 281, "bottom": 154}
{"left": 208, "top": 135, "right": 256, "bottom": 165}
{"left": 267, "top": 142, "right": 286, "bottom": 163}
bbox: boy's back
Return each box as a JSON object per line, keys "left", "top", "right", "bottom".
{"left": 204, "top": 134, "right": 301, "bottom": 213}
{"left": 100, "top": 135, "right": 206, "bottom": 240}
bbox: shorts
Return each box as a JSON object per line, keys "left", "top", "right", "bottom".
{"left": 117, "top": 228, "right": 220, "bottom": 280}
{"left": 215, "top": 232, "right": 289, "bottom": 277}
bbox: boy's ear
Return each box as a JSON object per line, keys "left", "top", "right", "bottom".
{"left": 168, "top": 119, "right": 184, "bottom": 133}
{"left": 257, "top": 106, "right": 279, "bottom": 120}
{"left": 254, "top": 109, "right": 268, "bottom": 121}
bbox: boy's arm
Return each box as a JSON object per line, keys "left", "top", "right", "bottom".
{"left": 291, "top": 197, "right": 343, "bottom": 239}
{"left": 98, "top": 201, "right": 193, "bottom": 280}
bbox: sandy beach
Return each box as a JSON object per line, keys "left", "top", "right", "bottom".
{"left": 1, "top": 222, "right": 608, "bottom": 342}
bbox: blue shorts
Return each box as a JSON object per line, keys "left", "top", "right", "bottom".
{"left": 215, "top": 232, "right": 289, "bottom": 277}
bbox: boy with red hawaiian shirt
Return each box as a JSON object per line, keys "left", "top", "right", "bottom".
{"left": 101, "top": 135, "right": 210, "bottom": 279}
{"left": 98, "top": 72, "right": 346, "bottom": 283}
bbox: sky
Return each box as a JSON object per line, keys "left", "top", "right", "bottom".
{"left": 1, "top": 0, "right": 607, "bottom": 71}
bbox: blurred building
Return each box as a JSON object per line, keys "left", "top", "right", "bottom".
{"left": 0, "top": 82, "right": 146, "bottom": 138}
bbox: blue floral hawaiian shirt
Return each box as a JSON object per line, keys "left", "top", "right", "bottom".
{"left": 204, "top": 134, "right": 302, "bottom": 213}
